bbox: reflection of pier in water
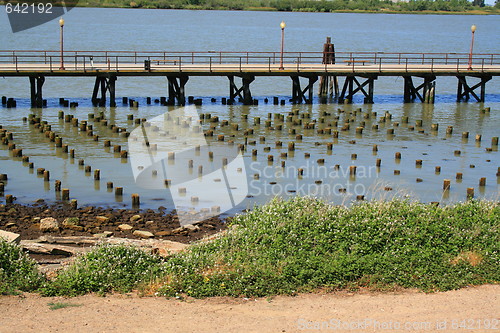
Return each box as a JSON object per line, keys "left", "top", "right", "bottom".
{"left": 0, "top": 50, "right": 499, "bottom": 107}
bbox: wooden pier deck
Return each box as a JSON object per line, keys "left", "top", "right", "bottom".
{"left": 1, "top": 50, "right": 499, "bottom": 106}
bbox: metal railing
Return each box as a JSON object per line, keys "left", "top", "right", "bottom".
{"left": 0, "top": 50, "right": 499, "bottom": 73}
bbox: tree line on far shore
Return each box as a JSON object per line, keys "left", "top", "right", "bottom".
{"left": 2, "top": 0, "right": 498, "bottom": 12}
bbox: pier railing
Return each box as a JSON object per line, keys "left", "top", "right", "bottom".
{"left": 1, "top": 50, "right": 499, "bottom": 73}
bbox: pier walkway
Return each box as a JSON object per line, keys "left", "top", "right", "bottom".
{"left": 1, "top": 50, "right": 499, "bottom": 106}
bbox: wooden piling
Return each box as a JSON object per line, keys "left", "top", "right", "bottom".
{"left": 443, "top": 179, "right": 451, "bottom": 190}
{"left": 43, "top": 170, "right": 50, "bottom": 181}
{"left": 479, "top": 177, "right": 486, "bottom": 186}
{"left": 467, "top": 188, "right": 474, "bottom": 199}
{"left": 115, "top": 187, "right": 123, "bottom": 196}
{"left": 94, "top": 169, "right": 100, "bottom": 180}
{"left": 132, "top": 194, "right": 140, "bottom": 207}
{"left": 475, "top": 134, "right": 482, "bottom": 142}
{"left": 62, "top": 188, "right": 70, "bottom": 200}
{"left": 55, "top": 180, "right": 61, "bottom": 192}
{"left": 5, "top": 194, "right": 13, "bottom": 204}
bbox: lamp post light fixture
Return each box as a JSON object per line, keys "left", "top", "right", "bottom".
{"left": 468, "top": 24, "right": 476, "bottom": 71}
{"left": 59, "top": 18, "right": 65, "bottom": 70}
{"left": 279, "top": 21, "right": 286, "bottom": 70}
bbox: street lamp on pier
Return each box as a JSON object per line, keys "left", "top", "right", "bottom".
{"left": 468, "top": 24, "right": 476, "bottom": 71}
{"left": 59, "top": 18, "right": 65, "bottom": 70}
{"left": 279, "top": 21, "right": 286, "bottom": 70}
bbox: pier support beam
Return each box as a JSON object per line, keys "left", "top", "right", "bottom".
{"left": 291, "top": 75, "right": 318, "bottom": 104}
{"left": 339, "top": 76, "right": 377, "bottom": 104}
{"left": 228, "top": 75, "right": 254, "bottom": 105}
{"left": 403, "top": 75, "right": 436, "bottom": 103}
{"left": 456, "top": 75, "right": 491, "bottom": 102}
{"left": 167, "top": 76, "right": 189, "bottom": 105}
{"left": 29, "top": 75, "right": 45, "bottom": 108}
{"left": 92, "top": 75, "right": 117, "bottom": 107}
{"left": 319, "top": 36, "right": 338, "bottom": 98}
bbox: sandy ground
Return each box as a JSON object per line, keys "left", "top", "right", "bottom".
{"left": 0, "top": 285, "right": 498, "bottom": 333}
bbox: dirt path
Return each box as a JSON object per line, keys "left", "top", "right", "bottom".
{"left": 0, "top": 285, "right": 498, "bottom": 333}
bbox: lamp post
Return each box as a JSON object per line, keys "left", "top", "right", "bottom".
{"left": 468, "top": 24, "right": 476, "bottom": 71}
{"left": 279, "top": 21, "right": 286, "bottom": 70}
{"left": 59, "top": 18, "right": 65, "bottom": 70}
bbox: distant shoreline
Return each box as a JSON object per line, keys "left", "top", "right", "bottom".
{"left": 0, "top": 2, "right": 499, "bottom": 15}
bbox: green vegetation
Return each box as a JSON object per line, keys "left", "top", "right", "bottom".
{"left": 157, "top": 198, "right": 499, "bottom": 297}
{"left": 1, "top": 198, "right": 499, "bottom": 298}
{"left": 41, "top": 244, "right": 166, "bottom": 296}
{"left": 0, "top": 239, "right": 44, "bottom": 295}
{"left": 1, "top": 0, "right": 498, "bottom": 14}
{"left": 47, "top": 302, "right": 83, "bottom": 310}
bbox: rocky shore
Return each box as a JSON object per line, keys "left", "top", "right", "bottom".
{"left": 0, "top": 200, "right": 227, "bottom": 243}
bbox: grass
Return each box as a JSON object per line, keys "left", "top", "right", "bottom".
{"left": 2, "top": 198, "right": 498, "bottom": 298}
{"left": 155, "top": 198, "right": 499, "bottom": 298}
{"left": 0, "top": 239, "right": 44, "bottom": 295}
{"left": 41, "top": 244, "right": 166, "bottom": 296}
{"left": 48, "top": 302, "right": 82, "bottom": 310}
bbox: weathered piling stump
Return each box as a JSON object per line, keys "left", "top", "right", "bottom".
{"left": 475, "top": 134, "right": 482, "bottom": 142}
{"left": 456, "top": 172, "right": 463, "bottom": 180}
{"left": 479, "top": 177, "right": 486, "bottom": 186}
{"left": 467, "top": 187, "right": 474, "bottom": 199}
{"left": 115, "top": 187, "right": 123, "bottom": 196}
{"left": 443, "top": 179, "right": 451, "bottom": 190}
{"left": 94, "top": 169, "right": 100, "bottom": 180}
{"left": 5, "top": 194, "right": 14, "bottom": 204}
{"left": 62, "top": 188, "right": 70, "bottom": 200}
{"left": 55, "top": 180, "right": 61, "bottom": 192}
{"left": 43, "top": 170, "right": 50, "bottom": 181}
{"left": 131, "top": 194, "right": 140, "bottom": 207}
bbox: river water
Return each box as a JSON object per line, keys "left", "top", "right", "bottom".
{"left": 0, "top": 8, "right": 499, "bottom": 214}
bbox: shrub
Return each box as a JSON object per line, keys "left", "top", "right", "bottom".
{"left": 42, "top": 244, "right": 166, "bottom": 296}
{"left": 157, "top": 198, "right": 499, "bottom": 298}
{"left": 0, "top": 239, "right": 44, "bottom": 294}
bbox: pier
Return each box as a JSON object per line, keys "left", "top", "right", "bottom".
{"left": 1, "top": 50, "right": 499, "bottom": 107}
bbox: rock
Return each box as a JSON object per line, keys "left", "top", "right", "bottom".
{"left": 130, "top": 215, "right": 142, "bottom": 223}
{"left": 184, "top": 224, "right": 200, "bottom": 232}
{"left": 5, "top": 222, "right": 17, "bottom": 228}
{"left": 62, "top": 217, "right": 80, "bottom": 229}
{"left": 0, "top": 229, "right": 21, "bottom": 244}
{"left": 145, "top": 220, "right": 154, "bottom": 226}
{"left": 118, "top": 224, "right": 134, "bottom": 232}
{"left": 155, "top": 230, "right": 172, "bottom": 237}
{"left": 40, "top": 217, "right": 59, "bottom": 232}
{"left": 93, "top": 231, "right": 113, "bottom": 238}
{"left": 133, "top": 230, "right": 154, "bottom": 239}
{"left": 32, "top": 217, "right": 41, "bottom": 223}
{"left": 95, "top": 216, "right": 110, "bottom": 224}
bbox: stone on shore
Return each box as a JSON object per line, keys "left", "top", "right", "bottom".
{"left": 0, "top": 229, "right": 21, "bottom": 244}
{"left": 133, "top": 230, "right": 154, "bottom": 239}
{"left": 118, "top": 224, "right": 134, "bottom": 232}
{"left": 40, "top": 217, "right": 59, "bottom": 232}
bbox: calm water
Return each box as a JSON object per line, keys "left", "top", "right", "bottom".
{"left": 0, "top": 8, "right": 499, "bottom": 212}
